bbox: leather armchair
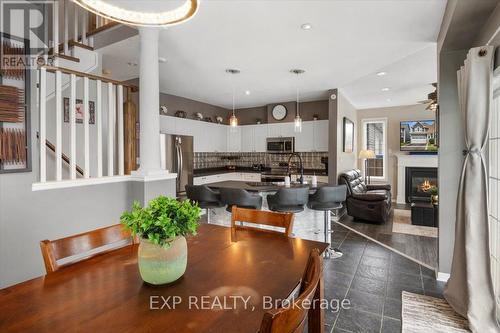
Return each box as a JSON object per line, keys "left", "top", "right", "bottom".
{"left": 338, "top": 169, "right": 392, "bottom": 223}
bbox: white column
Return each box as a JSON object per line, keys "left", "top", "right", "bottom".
{"left": 135, "top": 27, "right": 164, "bottom": 176}
{"left": 39, "top": 68, "right": 46, "bottom": 182}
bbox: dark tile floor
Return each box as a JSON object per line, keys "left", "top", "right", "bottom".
{"left": 201, "top": 202, "right": 445, "bottom": 333}
{"left": 323, "top": 223, "right": 446, "bottom": 333}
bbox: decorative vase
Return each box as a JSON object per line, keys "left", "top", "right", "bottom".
{"left": 431, "top": 194, "right": 439, "bottom": 205}
{"left": 137, "top": 236, "right": 187, "bottom": 285}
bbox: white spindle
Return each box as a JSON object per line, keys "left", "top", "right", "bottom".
{"left": 82, "top": 10, "right": 88, "bottom": 45}
{"left": 117, "top": 85, "right": 124, "bottom": 176}
{"left": 73, "top": 3, "right": 78, "bottom": 42}
{"left": 107, "top": 83, "right": 114, "bottom": 176}
{"left": 96, "top": 80, "right": 102, "bottom": 177}
{"left": 83, "top": 76, "right": 90, "bottom": 178}
{"left": 70, "top": 74, "right": 76, "bottom": 180}
{"left": 55, "top": 70, "right": 62, "bottom": 181}
{"left": 39, "top": 68, "right": 46, "bottom": 183}
{"left": 52, "top": 0, "right": 59, "bottom": 55}
{"left": 63, "top": 0, "right": 69, "bottom": 54}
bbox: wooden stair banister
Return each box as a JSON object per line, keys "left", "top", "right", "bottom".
{"left": 45, "top": 139, "right": 84, "bottom": 177}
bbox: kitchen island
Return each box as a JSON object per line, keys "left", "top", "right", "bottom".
{"left": 207, "top": 180, "right": 327, "bottom": 192}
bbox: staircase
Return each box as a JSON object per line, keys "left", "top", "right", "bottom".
{"left": 35, "top": 1, "right": 139, "bottom": 186}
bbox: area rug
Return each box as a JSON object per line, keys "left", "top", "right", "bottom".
{"left": 402, "top": 292, "right": 470, "bottom": 333}
{"left": 392, "top": 209, "right": 438, "bottom": 238}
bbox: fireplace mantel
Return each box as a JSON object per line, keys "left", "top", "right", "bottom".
{"left": 396, "top": 154, "right": 438, "bottom": 204}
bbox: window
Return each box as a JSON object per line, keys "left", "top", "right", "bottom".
{"left": 362, "top": 119, "right": 387, "bottom": 180}
{"left": 489, "top": 74, "right": 500, "bottom": 320}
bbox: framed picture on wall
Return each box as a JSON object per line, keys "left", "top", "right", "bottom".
{"left": 343, "top": 117, "right": 354, "bottom": 153}
{"left": 63, "top": 98, "right": 95, "bottom": 124}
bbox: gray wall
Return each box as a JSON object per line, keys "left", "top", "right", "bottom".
{"left": 336, "top": 91, "right": 358, "bottom": 176}
{"left": 328, "top": 89, "right": 338, "bottom": 183}
{"left": 236, "top": 100, "right": 328, "bottom": 125}
{"left": 357, "top": 104, "right": 435, "bottom": 199}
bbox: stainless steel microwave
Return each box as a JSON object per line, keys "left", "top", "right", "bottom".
{"left": 266, "top": 137, "right": 295, "bottom": 153}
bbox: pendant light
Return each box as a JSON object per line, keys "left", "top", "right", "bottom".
{"left": 226, "top": 69, "right": 240, "bottom": 131}
{"left": 290, "top": 69, "right": 305, "bottom": 133}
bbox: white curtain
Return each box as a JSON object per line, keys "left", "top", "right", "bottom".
{"left": 444, "top": 45, "right": 500, "bottom": 332}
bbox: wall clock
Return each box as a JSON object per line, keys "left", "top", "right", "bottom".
{"left": 272, "top": 104, "right": 287, "bottom": 121}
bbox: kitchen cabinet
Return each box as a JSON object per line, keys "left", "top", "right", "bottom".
{"left": 226, "top": 127, "right": 242, "bottom": 152}
{"left": 160, "top": 116, "right": 227, "bottom": 153}
{"left": 267, "top": 123, "right": 294, "bottom": 138}
{"left": 240, "top": 125, "right": 269, "bottom": 152}
{"left": 294, "top": 121, "right": 314, "bottom": 152}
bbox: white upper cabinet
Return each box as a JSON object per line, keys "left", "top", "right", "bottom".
{"left": 294, "top": 121, "right": 314, "bottom": 152}
{"left": 240, "top": 126, "right": 254, "bottom": 152}
{"left": 267, "top": 122, "right": 294, "bottom": 138}
{"left": 253, "top": 125, "right": 268, "bottom": 152}
{"left": 313, "top": 120, "right": 329, "bottom": 151}
{"left": 226, "top": 126, "right": 241, "bottom": 152}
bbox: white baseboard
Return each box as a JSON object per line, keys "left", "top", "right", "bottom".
{"left": 437, "top": 272, "right": 450, "bottom": 282}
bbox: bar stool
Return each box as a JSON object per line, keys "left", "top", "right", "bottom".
{"left": 185, "top": 185, "right": 224, "bottom": 224}
{"left": 267, "top": 187, "right": 310, "bottom": 213}
{"left": 219, "top": 188, "right": 263, "bottom": 212}
{"left": 307, "top": 185, "right": 347, "bottom": 259}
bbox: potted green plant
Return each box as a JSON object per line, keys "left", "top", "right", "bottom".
{"left": 121, "top": 196, "right": 201, "bottom": 285}
{"left": 429, "top": 186, "right": 438, "bottom": 205}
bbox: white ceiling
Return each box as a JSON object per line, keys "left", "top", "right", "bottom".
{"left": 100, "top": 0, "right": 446, "bottom": 110}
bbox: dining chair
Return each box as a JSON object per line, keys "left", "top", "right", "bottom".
{"left": 259, "top": 248, "right": 322, "bottom": 333}
{"left": 230, "top": 206, "right": 294, "bottom": 240}
{"left": 39, "top": 224, "right": 136, "bottom": 274}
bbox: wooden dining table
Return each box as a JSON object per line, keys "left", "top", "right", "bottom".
{"left": 0, "top": 224, "right": 328, "bottom": 332}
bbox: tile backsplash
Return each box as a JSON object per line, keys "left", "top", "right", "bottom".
{"left": 194, "top": 152, "right": 328, "bottom": 170}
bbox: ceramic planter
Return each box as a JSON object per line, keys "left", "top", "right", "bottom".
{"left": 137, "top": 236, "right": 187, "bottom": 285}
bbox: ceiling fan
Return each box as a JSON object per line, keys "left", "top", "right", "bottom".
{"left": 418, "top": 82, "right": 437, "bottom": 111}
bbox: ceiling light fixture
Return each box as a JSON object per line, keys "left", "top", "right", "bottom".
{"left": 73, "top": 0, "right": 199, "bottom": 27}
{"left": 301, "top": 23, "right": 312, "bottom": 30}
{"left": 381, "top": 87, "right": 390, "bottom": 92}
{"left": 226, "top": 69, "right": 240, "bottom": 130}
{"left": 245, "top": 90, "right": 251, "bottom": 95}
{"left": 290, "top": 69, "right": 305, "bottom": 133}
{"left": 376, "top": 71, "right": 387, "bottom": 76}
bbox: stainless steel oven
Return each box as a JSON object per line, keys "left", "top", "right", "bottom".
{"left": 266, "top": 137, "right": 294, "bottom": 153}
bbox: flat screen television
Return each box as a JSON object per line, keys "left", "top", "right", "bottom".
{"left": 400, "top": 120, "right": 438, "bottom": 152}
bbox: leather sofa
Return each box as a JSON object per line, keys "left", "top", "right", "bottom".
{"left": 338, "top": 169, "right": 392, "bottom": 223}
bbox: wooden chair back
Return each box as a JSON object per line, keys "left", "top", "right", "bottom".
{"left": 259, "top": 248, "right": 322, "bottom": 333}
{"left": 40, "top": 224, "right": 135, "bottom": 274}
{"left": 230, "top": 206, "right": 294, "bottom": 240}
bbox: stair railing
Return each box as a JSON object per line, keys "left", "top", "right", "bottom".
{"left": 38, "top": 64, "right": 138, "bottom": 183}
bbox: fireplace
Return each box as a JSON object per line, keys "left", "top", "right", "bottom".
{"left": 405, "top": 167, "right": 438, "bottom": 203}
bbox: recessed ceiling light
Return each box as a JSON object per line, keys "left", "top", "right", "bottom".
{"left": 381, "top": 87, "right": 390, "bottom": 92}
{"left": 386, "top": 98, "right": 392, "bottom": 102}
{"left": 245, "top": 90, "right": 251, "bottom": 95}
{"left": 376, "top": 71, "right": 387, "bottom": 76}
{"left": 225, "top": 68, "right": 240, "bottom": 74}
{"left": 301, "top": 23, "right": 312, "bottom": 30}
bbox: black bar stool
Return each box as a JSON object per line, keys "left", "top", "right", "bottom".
{"left": 185, "top": 185, "right": 225, "bottom": 224}
{"left": 267, "top": 187, "right": 310, "bottom": 213}
{"left": 307, "top": 185, "right": 347, "bottom": 259}
{"left": 219, "top": 188, "right": 263, "bottom": 212}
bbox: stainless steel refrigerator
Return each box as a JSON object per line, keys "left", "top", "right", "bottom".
{"left": 160, "top": 133, "right": 194, "bottom": 198}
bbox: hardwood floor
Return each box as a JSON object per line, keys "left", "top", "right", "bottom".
{"left": 336, "top": 209, "right": 438, "bottom": 269}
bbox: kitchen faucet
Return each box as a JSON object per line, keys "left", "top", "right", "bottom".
{"left": 286, "top": 152, "right": 304, "bottom": 184}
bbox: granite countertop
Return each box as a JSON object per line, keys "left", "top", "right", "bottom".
{"left": 206, "top": 180, "right": 328, "bottom": 192}
{"left": 193, "top": 167, "right": 327, "bottom": 177}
